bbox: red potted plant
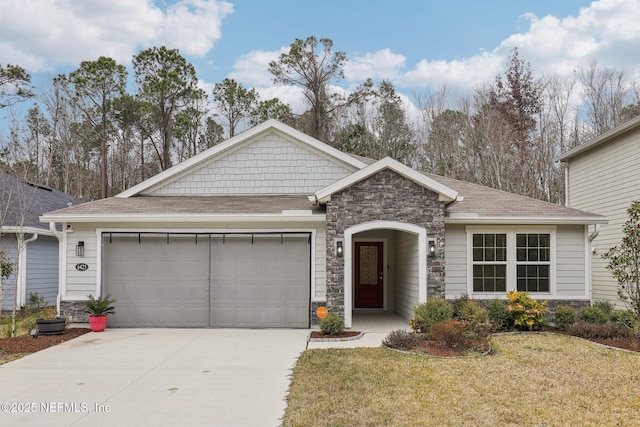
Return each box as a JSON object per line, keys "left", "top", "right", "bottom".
{"left": 83, "top": 294, "right": 116, "bottom": 332}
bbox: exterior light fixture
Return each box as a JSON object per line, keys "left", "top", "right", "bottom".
{"left": 76, "top": 241, "right": 85, "bottom": 257}
{"left": 428, "top": 239, "right": 436, "bottom": 258}
{"left": 336, "top": 240, "right": 343, "bottom": 258}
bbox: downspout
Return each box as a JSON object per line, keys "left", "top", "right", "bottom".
{"left": 49, "top": 222, "right": 64, "bottom": 315}
{"left": 588, "top": 224, "right": 601, "bottom": 244}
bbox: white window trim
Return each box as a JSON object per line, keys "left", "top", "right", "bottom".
{"left": 465, "top": 225, "right": 557, "bottom": 298}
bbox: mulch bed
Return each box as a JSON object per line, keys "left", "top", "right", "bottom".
{"left": 0, "top": 328, "right": 90, "bottom": 355}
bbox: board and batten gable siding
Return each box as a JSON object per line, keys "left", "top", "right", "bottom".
{"left": 565, "top": 130, "right": 640, "bottom": 304}
{"left": 25, "top": 235, "right": 59, "bottom": 305}
{"left": 146, "top": 131, "right": 355, "bottom": 196}
{"left": 444, "top": 224, "right": 588, "bottom": 299}
{"left": 62, "top": 222, "right": 328, "bottom": 301}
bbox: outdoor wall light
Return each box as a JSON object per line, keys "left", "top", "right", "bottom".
{"left": 336, "top": 240, "right": 344, "bottom": 258}
{"left": 76, "top": 241, "right": 85, "bottom": 257}
{"left": 428, "top": 239, "right": 436, "bottom": 258}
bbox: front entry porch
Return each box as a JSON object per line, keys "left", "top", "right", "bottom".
{"left": 343, "top": 221, "right": 429, "bottom": 328}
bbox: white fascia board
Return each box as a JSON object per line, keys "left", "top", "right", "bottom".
{"left": 316, "top": 157, "right": 458, "bottom": 203}
{"left": 445, "top": 216, "right": 608, "bottom": 225}
{"left": 39, "top": 213, "right": 327, "bottom": 224}
{"left": 555, "top": 115, "right": 640, "bottom": 162}
{"left": 117, "top": 119, "right": 367, "bottom": 198}
{"left": 0, "top": 226, "right": 54, "bottom": 236}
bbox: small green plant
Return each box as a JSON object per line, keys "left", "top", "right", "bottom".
{"left": 593, "top": 300, "right": 614, "bottom": 318}
{"left": 554, "top": 305, "right": 577, "bottom": 331}
{"left": 578, "top": 306, "right": 608, "bottom": 325}
{"left": 409, "top": 299, "right": 453, "bottom": 333}
{"left": 382, "top": 329, "right": 419, "bottom": 351}
{"left": 83, "top": 294, "right": 116, "bottom": 316}
{"left": 506, "top": 291, "right": 548, "bottom": 331}
{"left": 455, "top": 299, "right": 488, "bottom": 325}
{"left": 609, "top": 309, "right": 638, "bottom": 329}
{"left": 487, "top": 299, "right": 511, "bottom": 331}
{"left": 25, "top": 292, "right": 48, "bottom": 312}
{"left": 319, "top": 312, "right": 344, "bottom": 335}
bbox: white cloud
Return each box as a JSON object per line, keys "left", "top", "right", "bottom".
{"left": 0, "top": 0, "right": 232, "bottom": 72}
{"left": 227, "top": 48, "right": 286, "bottom": 87}
{"left": 340, "top": 0, "right": 640, "bottom": 92}
{"left": 344, "top": 49, "right": 406, "bottom": 82}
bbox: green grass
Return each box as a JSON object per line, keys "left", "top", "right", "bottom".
{"left": 0, "top": 306, "right": 57, "bottom": 338}
{"left": 283, "top": 333, "right": 640, "bottom": 426}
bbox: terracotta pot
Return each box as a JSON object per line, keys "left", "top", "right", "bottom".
{"left": 88, "top": 315, "right": 108, "bottom": 332}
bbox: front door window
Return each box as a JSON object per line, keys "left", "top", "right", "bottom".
{"left": 354, "top": 242, "right": 384, "bottom": 308}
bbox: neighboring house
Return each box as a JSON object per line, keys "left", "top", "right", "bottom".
{"left": 556, "top": 116, "right": 640, "bottom": 307}
{"left": 41, "top": 120, "right": 605, "bottom": 328}
{"left": 0, "top": 173, "right": 82, "bottom": 311}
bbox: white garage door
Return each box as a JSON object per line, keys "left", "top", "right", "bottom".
{"left": 101, "top": 233, "right": 311, "bottom": 328}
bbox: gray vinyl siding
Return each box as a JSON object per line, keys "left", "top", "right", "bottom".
{"left": 444, "top": 224, "right": 467, "bottom": 299}
{"left": 148, "top": 131, "right": 355, "bottom": 196}
{"left": 0, "top": 236, "right": 17, "bottom": 310}
{"left": 394, "top": 231, "right": 419, "bottom": 321}
{"left": 566, "top": 130, "right": 640, "bottom": 305}
{"left": 555, "top": 225, "right": 587, "bottom": 297}
{"left": 25, "top": 236, "right": 59, "bottom": 306}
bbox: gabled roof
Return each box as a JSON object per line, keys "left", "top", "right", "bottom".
{"left": 555, "top": 116, "right": 640, "bottom": 162}
{"left": 0, "top": 173, "right": 83, "bottom": 233}
{"left": 117, "top": 119, "right": 368, "bottom": 198}
{"left": 315, "top": 157, "right": 459, "bottom": 203}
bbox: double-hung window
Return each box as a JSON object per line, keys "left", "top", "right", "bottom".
{"left": 468, "top": 227, "right": 555, "bottom": 296}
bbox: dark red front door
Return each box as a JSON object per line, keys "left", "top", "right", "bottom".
{"left": 354, "top": 242, "right": 384, "bottom": 308}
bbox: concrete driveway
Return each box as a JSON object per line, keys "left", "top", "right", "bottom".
{"left": 0, "top": 328, "right": 309, "bottom": 427}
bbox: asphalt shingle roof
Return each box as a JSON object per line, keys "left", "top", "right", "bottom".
{"left": 43, "top": 195, "right": 323, "bottom": 217}
{"left": 0, "top": 173, "right": 83, "bottom": 230}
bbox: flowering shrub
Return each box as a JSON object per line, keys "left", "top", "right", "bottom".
{"left": 506, "top": 290, "right": 547, "bottom": 331}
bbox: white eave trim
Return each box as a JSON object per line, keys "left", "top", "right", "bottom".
{"left": 555, "top": 115, "right": 640, "bottom": 162}
{"left": 116, "top": 119, "right": 368, "bottom": 198}
{"left": 39, "top": 213, "right": 327, "bottom": 223}
{"left": 0, "top": 226, "right": 55, "bottom": 236}
{"left": 315, "top": 157, "right": 458, "bottom": 203}
{"left": 445, "top": 215, "right": 608, "bottom": 225}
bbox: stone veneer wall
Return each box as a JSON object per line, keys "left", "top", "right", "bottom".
{"left": 60, "top": 301, "right": 89, "bottom": 323}
{"left": 324, "top": 169, "right": 447, "bottom": 321}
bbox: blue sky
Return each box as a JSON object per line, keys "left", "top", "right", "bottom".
{"left": 1, "top": 0, "right": 639, "bottom": 118}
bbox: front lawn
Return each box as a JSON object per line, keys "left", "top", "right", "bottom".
{"left": 283, "top": 333, "right": 640, "bottom": 426}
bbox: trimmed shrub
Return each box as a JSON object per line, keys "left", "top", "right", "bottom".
{"left": 609, "top": 309, "right": 638, "bottom": 329}
{"left": 487, "top": 299, "right": 511, "bottom": 331}
{"left": 409, "top": 299, "right": 453, "bottom": 333}
{"left": 455, "top": 299, "right": 489, "bottom": 326}
{"left": 554, "top": 305, "right": 577, "bottom": 331}
{"left": 578, "top": 306, "right": 608, "bottom": 325}
{"left": 382, "top": 329, "right": 420, "bottom": 351}
{"left": 506, "top": 291, "right": 548, "bottom": 331}
{"left": 319, "top": 312, "right": 345, "bottom": 335}
{"left": 569, "top": 321, "right": 634, "bottom": 340}
{"left": 593, "top": 300, "right": 615, "bottom": 318}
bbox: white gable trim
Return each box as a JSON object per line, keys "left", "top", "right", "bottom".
{"left": 117, "top": 120, "right": 368, "bottom": 198}
{"left": 315, "top": 157, "right": 458, "bottom": 203}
